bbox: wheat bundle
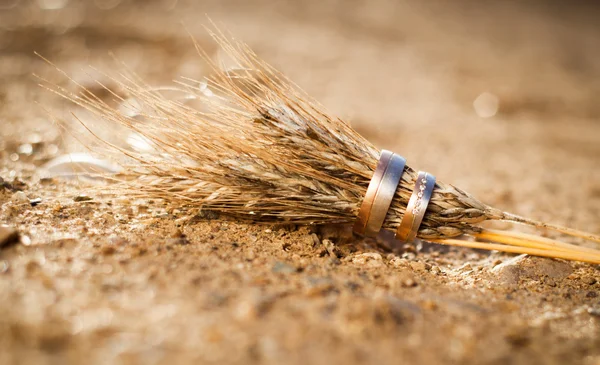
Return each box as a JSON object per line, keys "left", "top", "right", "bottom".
{"left": 38, "top": 29, "right": 600, "bottom": 264}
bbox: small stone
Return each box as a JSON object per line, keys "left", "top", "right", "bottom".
{"left": 10, "top": 179, "right": 27, "bottom": 191}
{"left": 352, "top": 252, "right": 383, "bottom": 268}
{"left": 11, "top": 191, "right": 29, "bottom": 204}
{"left": 389, "top": 256, "right": 407, "bottom": 268}
{"left": 310, "top": 233, "right": 320, "bottom": 247}
{"left": 491, "top": 254, "right": 573, "bottom": 286}
{"left": 170, "top": 228, "right": 190, "bottom": 245}
{"left": 20, "top": 235, "right": 31, "bottom": 246}
{"left": 271, "top": 261, "right": 297, "bottom": 274}
{"left": 588, "top": 307, "right": 600, "bottom": 317}
{"left": 322, "top": 239, "right": 337, "bottom": 258}
{"left": 0, "top": 226, "right": 20, "bottom": 248}
{"left": 73, "top": 195, "right": 92, "bottom": 202}
{"left": 401, "top": 252, "right": 416, "bottom": 260}
{"left": 457, "top": 263, "right": 472, "bottom": 273}
{"left": 582, "top": 276, "right": 597, "bottom": 285}
{"left": 410, "top": 261, "right": 427, "bottom": 272}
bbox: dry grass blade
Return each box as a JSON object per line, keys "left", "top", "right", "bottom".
{"left": 475, "top": 229, "right": 600, "bottom": 256}
{"left": 431, "top": 238, "right": 600, "bottom": 265}
{"left": 38, "top": 27, "right": 600, "bottom": 264}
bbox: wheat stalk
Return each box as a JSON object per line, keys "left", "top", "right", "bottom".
{"left": 37, "top": 28, "right": 600, "bottom": 264}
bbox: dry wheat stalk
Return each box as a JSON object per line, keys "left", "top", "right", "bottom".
{"left": 37, "top": 28, "right": 600, "bottom": 264}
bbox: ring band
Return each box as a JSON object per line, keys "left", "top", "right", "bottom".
{"left": 395, "top": 171, "right": 436, "bottom": 242}
{"left": 363, "top": 153, "right": 406, "bottom": 236}
{"left": 353, "top": 150, "right": 393, "bottom": 236}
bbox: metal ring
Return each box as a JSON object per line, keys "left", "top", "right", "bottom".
{"left": 353, "top": 150, "right": 393, "bottom": 236}
{"left": 395, "top": 171, "right": 436, "bottom": 243}
{"left": 363, "top": 153, "right": 406, "bottom": 237}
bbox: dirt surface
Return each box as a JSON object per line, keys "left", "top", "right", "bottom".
{"left": 1, "top": 1, "right": 600, "bottom": 364}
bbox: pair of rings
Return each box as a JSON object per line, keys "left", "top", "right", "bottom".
{"left": 353, "top": 150, "right": 436, "bottom": 242}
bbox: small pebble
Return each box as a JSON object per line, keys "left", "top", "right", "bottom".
{"left": 401, "top": 252, "right": 416, "bottom": 260}
{"left": 588, "top": 307, "right": 600, "bottom": 317}
{"left": 352, "top": 253, "right": 383, "bottom": 268}
{"left": 310, "top": 233, "right": 320, "bottom": 247}
{"left": 410, "top": 261, "right": 427, "bottom": 272}
{"left": 491, "top": 255, "right": 573, "bottom": 286}
{"left": 389, "top": 256, "right": 407, "bottom": 268}
{"left": 457, "top": 263, "right": 472, "bottom": 273}
{"left": 170, "top": 229, "right": 190, "bottom": 245}
{"left": 73, "top": 195, "right": 93, "bottom": 202}
{"left": 20, "top": 235, "right": 31, "bottom": 246}
{"left": 322, "top": 239, "right": 337, "bottom": 258}
{"left": 11, "top": 191, "right": 29, "bottom": 204}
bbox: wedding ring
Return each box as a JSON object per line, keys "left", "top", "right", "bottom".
{"left": 354, "top": 150, "right": 406, "bottom": 237}
{"left": 353, "top": 150, "right": 393, "bottom": 235}
{"left": 363, "top": 153, "right": 406, "bottom": 236}
{"left": 395, "top": 171, "right": 436, "bottom": 242}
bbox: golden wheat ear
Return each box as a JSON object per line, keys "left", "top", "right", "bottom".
{"left": 38, "top": 26, "right": 600, "bottom": 264}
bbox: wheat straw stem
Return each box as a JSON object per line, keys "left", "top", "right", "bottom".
{"left": 501, "top": 212, "right": 600, "bottom": 244}
{"left": 431, "top": 238, "right": 600, "bottom": 265}
{"left": 475, "top": 229, "right": 600, "bottom": 257}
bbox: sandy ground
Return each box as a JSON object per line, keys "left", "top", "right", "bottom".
{"left": 1, "top": 1, "right": 600, "bottom": 364}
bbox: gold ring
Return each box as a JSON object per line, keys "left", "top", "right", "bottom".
{"left": 395, "top": 171, "right": 436, "bottom": 242}
{"left": 363, "top": 153, "right": 406, "bottom": 236}
{"left": 353, "top": 150, "right": 393, "bottom": 236}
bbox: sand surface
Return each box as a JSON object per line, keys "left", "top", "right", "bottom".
{"left": 1, "top": 1, "right": 600, "bottom": 364}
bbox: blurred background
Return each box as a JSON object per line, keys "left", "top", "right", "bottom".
{"left": 1, "top": 1, "right": 600, "bottom": 364}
